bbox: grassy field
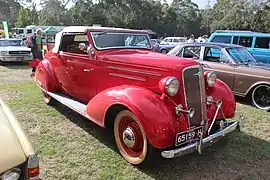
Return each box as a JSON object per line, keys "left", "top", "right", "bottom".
{"left": 0, "top": 65, "right": 270, "bottom": 180}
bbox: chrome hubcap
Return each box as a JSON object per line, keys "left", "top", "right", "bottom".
{"left": 122, "top": 127, "right": 135, "bottom": 148}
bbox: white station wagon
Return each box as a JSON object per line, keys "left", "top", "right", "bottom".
{"left": 0, "top": 38, "right": 33, "bottom": 64}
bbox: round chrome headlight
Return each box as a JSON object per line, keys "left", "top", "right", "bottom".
{"left": 2, "top": 168, "right": 21, "bottom": 180}
{"left": 165, "top": 77, "right": 180, "bottom": 96}
{"left": 1, "top": 51, "right": 8, "bottom": 55}
{"left": 206, "top": 71, "right": 217, "bottom": 87}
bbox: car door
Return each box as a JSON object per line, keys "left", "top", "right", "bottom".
{"left": 65, "top": 34, "right": 98, "bottom": 103}
{"left": 57, "top": 34, "right": 98, "bottom": 103}
{"left": 201, "top": 46, "right": 235, "bottom": 89}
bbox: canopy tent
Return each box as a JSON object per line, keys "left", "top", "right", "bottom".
{"left": 43, "top": 26, "right": 59, "bottom": 36}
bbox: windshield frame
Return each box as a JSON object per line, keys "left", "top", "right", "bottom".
{"left": 0, "top": 40, "right": 23, "bottom": 47}
{"left": 90, "top": 31, "right": 153, "bottom": 51}
{"left": 225, "top": 47, "right": 258, "bottom": 64}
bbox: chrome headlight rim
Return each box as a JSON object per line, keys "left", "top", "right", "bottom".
{"left": 1, "top": 51, "right": 8, "bottom": 55}
{"left": 165, "top": 77, "right": 180, "bottom": 96}
{"left": 1, "top": 168, "right": 21, "bottom": 180}
{"left": 206, "top": 71, "right": 217, "bottom": 87}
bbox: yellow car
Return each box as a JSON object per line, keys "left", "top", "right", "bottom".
{"left": 0, "top": 98, "right": 39, "bottom": 180}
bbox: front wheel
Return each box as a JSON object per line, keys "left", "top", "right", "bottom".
{"left": 114, "top": 110, "right": 156, "bottom": 165}
{"left": 251, "top": 84, "right": 270, "bottom": 111}
{"left": 160, "top": 49, "right": 167, "bottom": 54}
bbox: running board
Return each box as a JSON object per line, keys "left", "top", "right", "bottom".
{"left": 47, "top": 92, "right": 87, "bottom": 116}
{"left": 46, "top": 92, "right": 103, "bottom": 127}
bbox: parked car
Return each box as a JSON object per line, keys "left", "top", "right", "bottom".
{"left": 208, "top": 30, "right": 270, "bottom": 64}
{"left": 0, "top": 98, "right": 39, "bottom": 180}
{"left": 156, "top": 44, "right": 177, "bottom": 53}
{"left": 34, "top": 26, "right": 242, "bottom": 166}
{"left": 168, "top": 42, "right": 270, "bottom": 111}
{"left": 160, "top": 37, "right": 187, "bottom": 45}
{"left": 0, "top": 38, "right": 33, "bottom": 64}
{"left": 150, "top": 39, "right": 161, "bottom": 44}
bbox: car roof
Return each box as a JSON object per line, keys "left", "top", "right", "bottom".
{"left": 212, "top": 30, "right": 270, "bottom": 37}
{"left": 61, "top": 26, "right": 148, "bottom": 34}
{"left": 181, "top": 42, "right": 243, "bottom": 48}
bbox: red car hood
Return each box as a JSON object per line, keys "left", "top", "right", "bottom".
{"left": 98, "top": 49, "right": 198, "bottom": 69}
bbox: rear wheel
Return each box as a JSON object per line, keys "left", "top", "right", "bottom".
{"left": 42, "top": 91, "right": 55, "bottom": 105}
{"left": 251, "top": 84, "right": 270, "bottom": 111}
{"left": 114, "top": 110, "right": 156, "bottom": 165}
{"left": 160, "top": 49, "right": 167, "bottom": 54}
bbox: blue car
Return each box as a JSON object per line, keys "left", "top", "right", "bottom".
{"left": 208, "top": 30, "right": 270, "bottom": 64}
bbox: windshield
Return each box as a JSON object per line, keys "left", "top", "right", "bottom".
{"left": 91, "top": 32, "right": 152, "bottom": 49}
{"left": 226, "top": 47, "right": 257, "bottom": 63}
{"left": 0, "top": 40, "right": 23, "bottom": 47}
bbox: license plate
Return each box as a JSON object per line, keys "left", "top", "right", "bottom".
{"left": 16, "top": 57, "right": 24, "bottom": 60}
{"left": 175, "top": 126, "right": 203, "bottom": 146}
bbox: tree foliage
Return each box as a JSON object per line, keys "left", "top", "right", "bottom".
{"left": 16, "top": 7, "right": 31, "bottom": 27}
{"left": 1, "top": 0, "right": 270, "bottom": 36}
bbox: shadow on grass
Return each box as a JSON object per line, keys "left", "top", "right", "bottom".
{"left": 51, "top": 101, "right": 270, "bottom": 180}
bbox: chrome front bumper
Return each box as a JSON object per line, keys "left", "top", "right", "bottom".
{"left": 161, "top": 121, "right": 240, "bottom": 158}
{"left": 0, "top": 55, "right": 33, "bottom": 62}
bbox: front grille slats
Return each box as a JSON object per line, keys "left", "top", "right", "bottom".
{"left": 183, "top": 66, "right": 205, "bottom": 126}
{"left": 9, "top": 51, "right": 30, "bottom": 55}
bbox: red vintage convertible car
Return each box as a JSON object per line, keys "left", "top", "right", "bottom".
{"left": 34, "top": 26, "right": 243, "bottom": 165}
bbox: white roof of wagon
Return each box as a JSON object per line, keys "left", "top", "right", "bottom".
{"left": 61, "top": 26, "right": 148, "bottom": 34}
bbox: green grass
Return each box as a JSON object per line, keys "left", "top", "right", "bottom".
{"left": 1, "top": 81, "right": 270, "bottom": 180}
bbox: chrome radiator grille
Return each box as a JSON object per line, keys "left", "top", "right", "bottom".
{"left": 183, "top": 65, "right": 205, "bottom": 126}
{"left": 9, "top": 51, "right": 30, "bottom": 55}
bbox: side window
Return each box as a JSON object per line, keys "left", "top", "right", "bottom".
{"left": 181, "top": 46, "right": 201, "bottom": 59}
{"left": 238, "top": 36, "right": 252, "bottom": 47}
{"left": 59, "top": 34, "right": 89, "bottom": 54}
{"left": 233, "top": 36, "right": 239, "bottom": 44}
{"left": 211, "top": 36, "right": 231, "bottom": 43}
{"left": 173, "top": 39, "right": 180, "bottom": 43}
{"left": 27, "top": 29, "right": 32, "bottom": 34}
{"left": 167, "top": 38, "right": 172, "bottom": 42}
{"left": 254, "top": 37, "right": 270, "bottom": 49}
{"left": 204, "top": 47, "right": 222, "bottom": 62}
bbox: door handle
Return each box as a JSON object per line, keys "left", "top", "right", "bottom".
{"left": 84, "top": 68, "right": 94, "bottom": 72}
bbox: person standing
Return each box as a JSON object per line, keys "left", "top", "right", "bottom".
{"left": 187, "top": 34, "right": 195, "bottom": 43}
{"left": 29, "top": 28, "right": 44, "bottom": 77}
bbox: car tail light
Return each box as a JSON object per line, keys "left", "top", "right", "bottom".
{"left": 27, "top": 154, "right": 39, "bottom": 180}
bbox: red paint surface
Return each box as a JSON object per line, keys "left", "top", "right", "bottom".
{"left": 35, "top": 30, "right": 236, "bottom": 150}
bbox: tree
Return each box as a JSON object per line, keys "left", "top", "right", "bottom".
{"left": 16, "top": 7, "right": 31, "bottom": 27}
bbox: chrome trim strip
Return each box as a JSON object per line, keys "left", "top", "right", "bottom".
{"left": 109, "top": 73, "right": 146, "bottom": 81}
{"left": 108, "top": 66, "right": 161, "bottom": 77}
{"left": 161, "top": 121, "right": 239, "bottom": 158}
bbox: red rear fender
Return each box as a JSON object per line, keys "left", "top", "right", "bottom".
{"left": 86, "top": 85, "right": 177, "bottom": 149}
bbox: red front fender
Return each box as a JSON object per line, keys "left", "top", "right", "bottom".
{"left": 206, "top": 79, "right": 236, "bottom": 119}
{"left": 86, "top": 85, "right": 177, "bottom": 149}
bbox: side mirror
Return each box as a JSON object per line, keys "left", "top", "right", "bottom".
{"left": 86, "top": 44, "right": 92, "bottom": 53}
